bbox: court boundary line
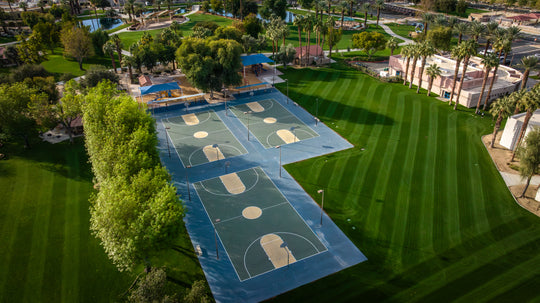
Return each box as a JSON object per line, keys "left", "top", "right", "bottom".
{"left": 241, "top": 231, "right": 326, "bottom": 281}
{"left": 187, "top": 143, "right": 247, "bottom": 167}
{"left": 197, "top": 167, "right": 261, "bottom": 196}
{"left": 214, "top": 202, "right": 288, "bottom": 225}
{"left": 162, "top": 111, "right": 212, "bottom": 127}
{"left": 162, "top": 109, "right": 249, "bottom": 168}
{"left": 192, "top": 166, "right": 328, "bottom": 283}
{"left": 265, "top": 128, "right": 319, "bottom": 149}
{"left": 168, "top": 128, "right": 242, "bottom": 142}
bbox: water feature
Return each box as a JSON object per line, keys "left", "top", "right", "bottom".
{"left": 82, "top": 18, "right": 123, "bottom": 32}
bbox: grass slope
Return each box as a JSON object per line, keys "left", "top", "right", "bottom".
{"left": 272, "top": 63, "right": 540, "bottom": 302}
{"left": 0, "top": 139, "right": 205, "bottom": 302}
{"left": 40, "top": 48, "right": 120, "bottom": 77}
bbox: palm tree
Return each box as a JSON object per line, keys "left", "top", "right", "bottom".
{"left": 512, "top": 85, "right": 540, "bottom": 161}
{"left": 339, "top": 1, "right": 348, "bottom": 28}
{"left": 519, "top": 56, "right": 539, "bottom": 90}
{"left": 125, "top": 0, "right": 134, "bottom": 21}
{"left": 314, "top": 0, "right": 322, "bottom": 19}
{"left": 421, "top": 12, "right": 434, "bottom": 36}
{"left": 19, "top": 2, "right": 27, "bottom": 12}
{"left": 517, "top": 129, "right": 540, "bottom": 197}
{"left": 103, "top": 41, "right": 117, "bottom": 73}
{"left": 347, "top": 0, "right": 355, "bottom": 17}
{"left": 313, "top": 18, "right": 324, "bottom": 49}
{"left": 294, "top": 15, "right": 305, "bottom": 65}
{"left": 325, "top": 0, "right": 333, "bottom": 17}
{"left": 483, "top": 37, "right": 503, "bottom": 110}
{"left": 512, "top": 88, "right": 527, "bottom": 115}
{"left": 433, "top": 14, "right": 446, "bottom": 28}
{"left": 38, "top": 0, "right": 47, "bottom": 13}
{"left": 165, "top": 0, "right": 172, "bottom": 10}
{"left": 453, "top": 22, "right": 468, "bottom": 44}
{"left": 408, "top": 44, "right": 421, "bottom": 90}
{"left": 447, "top": 16, "right": 458, "bottom": 29}
{"left": 90, "top": 0, "right": 100, "bottom": 21}
{"left": 455, "top": 40, "right": 478, "bottom": 110}
{"left": 111, "top": 34, "right": 123, "bottom": 67}
{"left": 489, "top": 94, "right": 516, "bottom": 148}
{"left": 304, "top": 14, "right": 315, "bottom": 67}
{"left": 361, "top": 2, "right": 370, "bottom": 29}
{"left": 449, "top": 44, "right": 466, "bottom": 106}
{"left": 469, "top": 21, "right": 485, "bottom": 43}
{"left": 416, "top": 41, "right": 436, "bottom": 94}
{"left": 426, "top": 64, "right": 442, "bottom": 96}
{"left": 375, "top": 0, "right": 384, "bottom": 26}
{"left": 326, "top": 17, "right": 336, "bottom": 57}
{"left": 483, "top": 21, "right": 499, "bottom": 55}
{"left": 122, "top": 55, "right": 135, "bottom": 83}
{"left": 475, "top": 53, "right": 499, "bottom": 114}
{"left": 6, "top": 0, "right": 14, "bottom": 12}
{"left": 279, "top": 22, "right": 290, "bottom": 47}
{"left": 401, "top": 44, "right": 413, "bottom": 86}
{"left": 386, "top": 37, "right": 398, "bottom": 56}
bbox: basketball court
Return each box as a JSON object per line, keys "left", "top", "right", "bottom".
{"left": 193, "top": 167, "right": 327, "bottom": 281}
{"left": 229, "top": 99, "right": 319, "bottom": 148}
{"left": 162, "top": 110, "right": 247, "bottom": 167}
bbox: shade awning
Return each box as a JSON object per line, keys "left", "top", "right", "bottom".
{"left": 139, "top": 82, "right": 181, "bottom": 96}
{"left": 241, "top": 54, "right": 274, "bottom": 66}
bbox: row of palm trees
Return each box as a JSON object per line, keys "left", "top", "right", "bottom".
{"left": 308, "top": 0, "right": 385, "bottom": 28}
{"left": 292, "top": 13, "right": 338, "bottom": 66}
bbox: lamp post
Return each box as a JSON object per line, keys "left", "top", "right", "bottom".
{"left": 280, "top": 241, "right": 289, "bottom": 268}
{"left": 286, "top": 79, "right": 289, "bottom": 104}
{"left": 315, "top": 117, "right": 320, "bottom": 126}
{"left": 244, "top": 111, "right": 252, "bottom": 140}
{"left": 316, "top": 98, "right": 319, "bottom": 118}
{"left": 276, "top": 145, "right": 282, "bottom": 178}
{"left": 165, "top": 127, "right": 171, "bottom": 158}
{"left": 318, "top": 189, "right": 324, "bottom": 226}
{"left": 214, "top": 218, "right": 221, "bottom": 259}
{"left": 186, "top": 165, "right": 191, "bottom": 201}
{"left": 212, "top": 143, "right": 219, "bottom": 161}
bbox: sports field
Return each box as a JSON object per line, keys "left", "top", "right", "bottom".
{"left": 193, "top": 167, "right": 326, "bottom": 281}
{"left": 272, "top": 63, "right": 540, "bottom": 302}
{"left": 229, "top": 99, "right": 318, "bottom": 148}
{"left": 162, "top": 110, "right": 247, "bottom": 167}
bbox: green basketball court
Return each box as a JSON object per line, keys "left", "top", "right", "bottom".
{"left": 193, "top": 166, "right": 327, "bottom": 281}
{"left": 229, "top": 99, "right": 319, "bottom": 148}
{"left": 162, "top": 110, "right": 247, "bottom": 167}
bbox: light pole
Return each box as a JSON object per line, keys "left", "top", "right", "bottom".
{"left": 276, "top": 145, "right": 282, "bottom": 178}
{"left": 212, "top": 143, "right": 219, "bottom": 161}
{"left": 214, "top": 218, "right": 221, "bottom": 259}
{"left": 315, "top": 117, "right": 320, "bottom": 126}
{"left": 225, "top": 161, "right": 230, "bottom": 174}
{"left": 318, "top": 189, "right": 324, "bottom": 226}
{"left": 165, "top": 126, "right": 171, "bottom": 158}
{"left": 186, "top": 165, "right": 191, "bottom": 201}
{"left": 286, "top": 79, "right": 289, "bottom": 104}
{"left": 244, "top": 111, "right": 252, "bottom": 141}
{"left": 280, "top": 241, "right": 289, "bottom": 268}
{"left": 316, "top": 98, "right": 319, "bottom": 118}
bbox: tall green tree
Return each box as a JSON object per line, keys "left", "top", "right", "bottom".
{"left": 416, "top": 41, "right": 436, "bottom": 94}
{"left": 421, "top": 12, "right": 434, "bottom": 36}
{"left": 386, "top": 37, "right": 398, "bottom": 56}
{"left": 453, "top": 22, "right": 468, "bottom": 44}
{"left": 293, "top": 15, "right": 305, "bottom": 64}
{"left": 374, "top": 0, "right": 384, "bottom": 26}
{"left": 483, "top": 36, "right": 503, "bottom": 110}
{"left": 275, "top": 43, "right": 296, "bottom": 68}
{"left": 55, "top": 80, "right": 83, "bottom": 144}
{"left": 111, "top": 34, "right": 124, "bottom": 66}
{"left": 401, "top": 44, "right": 413, "bottom": 86}
{"left": 469, "top": 21, "right": 485, "bottom": 43}
{"left": 512, "top": 85, "right": 540, "bottom": 161}
{"left": 103, "top": 40, "right": 117, "bottom": 72}
{"left": 519, "top": 56, "right": 539, "bottom": 90}
{"left": 339, "top": 1, "right": 347, "bottom": 28}
{"left": 483, "top": 21, "right": 499, "bottom": 55}
{"left": 475, "top": 52, "right": 499, "bottom": 114}
{"left": 407, "top": 44, "right": 421, "bottom": 90}
{"left": 303, "top": 14, "right": 315, "bottom": 67}
{"left": 352, "top": 31, "right": 387, "bottom": 61}
{"left": 361, "top": 2, "right": 370, "bottom": 29}
{"left": 448, "top": 44, "right": 465, "bottom": 106}
{"left": 517, "top": 128, "right": 540, "bottom": 197}
{"left": 454, "top": 40, "right": 478, "bottom": 110}
{"left": 489, "top": 94, "right": 516, "bottom": 148}
{"left": 61, "top": 25, "right": 94, "bottom": 70}
{"left": 426, "top": 63, "right": 442, "bottom": 96}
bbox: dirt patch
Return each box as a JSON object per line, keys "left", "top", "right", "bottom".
{"left": 483, "top": 132, "right": 540, "bottom": 217}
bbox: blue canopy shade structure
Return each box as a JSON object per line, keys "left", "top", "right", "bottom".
{"left": 139, "top": 82, "right": 181, "bottom": 96}
{"left": 241, "top": 54, "right": 274, "bottom": 66}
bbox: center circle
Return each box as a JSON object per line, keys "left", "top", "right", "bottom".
{"left": 242, "top": 206, "right": 262, "bottom": 219}
{"left": 264, "top": 117, "right": 277, "bottom": 124}
{"left": 193, "top": 131, "right": 208, "bottom": 138}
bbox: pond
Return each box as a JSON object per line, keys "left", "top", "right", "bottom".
{"left": 82, "top": 18, "right": 124, "bottom": 32}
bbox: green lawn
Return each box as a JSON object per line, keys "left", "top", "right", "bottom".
{"left": 40, "top": 48, "right": 120, "bottom": 77}
{"left": 385, "top": 23, "right": 416, "bottom": 40}
{"left": 117, "top": 12, "right": 234, "bottom": 49}
{"left": 0, "top": 139, "right": 205, "bottom": 302}
{"left": 271, "top": 63, "right": 540, "bottom": 302}
{"left": 0, "top": 36, "right": 16, "bottom": 44}
{"left": 447, "top": 7, "right": 490, "bottom": 18}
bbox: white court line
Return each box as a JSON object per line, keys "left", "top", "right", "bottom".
{"left": 197, "top": 166, "right": 260, "bottom": 196}
{"left": 213, "top": 202, "right": 288, "bottom": 225}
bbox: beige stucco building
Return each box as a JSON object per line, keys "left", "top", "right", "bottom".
{"left": 388, "top": 54, "right": 523, "bottom": 108}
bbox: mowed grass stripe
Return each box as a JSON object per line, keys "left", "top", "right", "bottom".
{"left": 22, "top": 168, "right": 55, "bottom": 302}
{"left": 445, "top": 113, "right": 462, "bottom": 247}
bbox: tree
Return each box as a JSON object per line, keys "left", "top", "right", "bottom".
{"left": 426, "top": 63, "right": 442, "bottom": 96}
{"left": 32, "top": 21, "right": 60, "bottom": 54}
{"left": 449, "top": 43, "right": 465, "bottom": 106}
{"left": 17, "top": 34, "right": 46, "bottom": 65}
{"left": 176, "top": 38, "right": 243, "bottom": 98}
{"left": 129, "top": 268, "right": 171, "bottom": 303}
{"left": 386, "top": 37, "right": 398, "bottom": 56}
{"left": 326, "top": 17, "right": 340, "bottom": 58}
{"left": 111, "top": 34, "right": 124, "bottom": 67}
{"left": 426, "top": 26, "right": 452, "bottom": 52}
{"left": 475, "top": 52, "right": 499, "bottom": 114}
{"left": 184, "top": 280, "right": 212, "bottom": 303}
{"left": 4, "top": 45, "right": 19, "bottom": 66}
{"left": 260, "top": 0, "right": 287, "bottom": 20}
{"left": 293, "top": 15, "right": 305, "bottom": 64}
{"left": 265, "top": 18, "right": 281, "bottom": 57}
{"left": 303, "top": 14, "right": 314, "bottom": 67}
{"left": 516, "top": 128, "right": 540, "bottom": 197}
{"left": 512, "top": 85, "right": 540, "bottom": 161}
{"left": 0, "top": 83, "right": 42, "bottom": 148}
{"left": 421, "top": 12, "right": 434, "bottom": 36}
{"left": 125, "top": 0, "right": 134, "bottom": 21}
{"left": 482, "top": 36, "right": 502, "bottom": 111}
{"left": 519, "top": 56, "right": 539, "bottom": 90}
{"left": 483, "top": 21, "right": 499, "bottom": 56}
{"left": 275, "top": 43, "right": 296, "bottom": 68}
{"left": 165, "top": 0, "right": 172, "bottom": 10}
{"left": 416, "top": 41, "right": 436, "bottom": 94}
{"left": 214, "top": 26, "right": 243, "bottom": 43}
{"left": 211, "top": 0, "right": 223, "bottom": 13}
{"left": 122, "top": 55, "right": 136, "bottom": 82}
{"left": 469, "top": 21, "right": 485, "bottom": 43}
{"left": 339, "top": 1, "right": 347, "bottom": 28}
{"left": 489, "top": 94, "right": 516, "bottom": 148}
{"left": 352, "top": 31, "right": 387, "bottom": 60}
{"left": 374, "top": 0, "right": 384, "bottom": 26}
{"left": 38, "top": 0, "right": 47, "bottom": 13}
{"left": 454, "top": 40, "right": 477, "bottom": 110}
{"left": 103, "top": 41, "right": 117, "bottom": 72}
{"left": 55, "top": 80, "right": 83, "bottom": 144}
{"left": 453, "top": 22, "right": 468, "bottom": 44}
{"left": 6, "top": 0, "right": 14, "bottom": 12}
{"left": 243, "top": 13, "right": 263, "bottom": 38}
{"left": 456, "top": 0, "right": 467, "bottom": 14}
{"left": 401, "top": 44, "right": 413, "bottom": 86}
{"left": 19, "top": 2, "right": 28, "bottom": 12}
{"left": 62, "top": 25, "right": 94, "bottom": 71}
{"left": 361, "top": 2, "right": 370, "bottom": 29}
{"left": 82, "top": 66, "right": 119, "bottom": 88}
{"left": 407, "top": 44, "right": 421, "bottom": 89}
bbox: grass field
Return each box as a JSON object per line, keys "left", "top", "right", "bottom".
{"left": 40, "top": 48, "right": 120, "bottom": 77}
{"left": 0, "top": 139, "right": 205, "bottom": 302}
{"left": 270, "top": 63, "right": 540, "bottom": 302}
